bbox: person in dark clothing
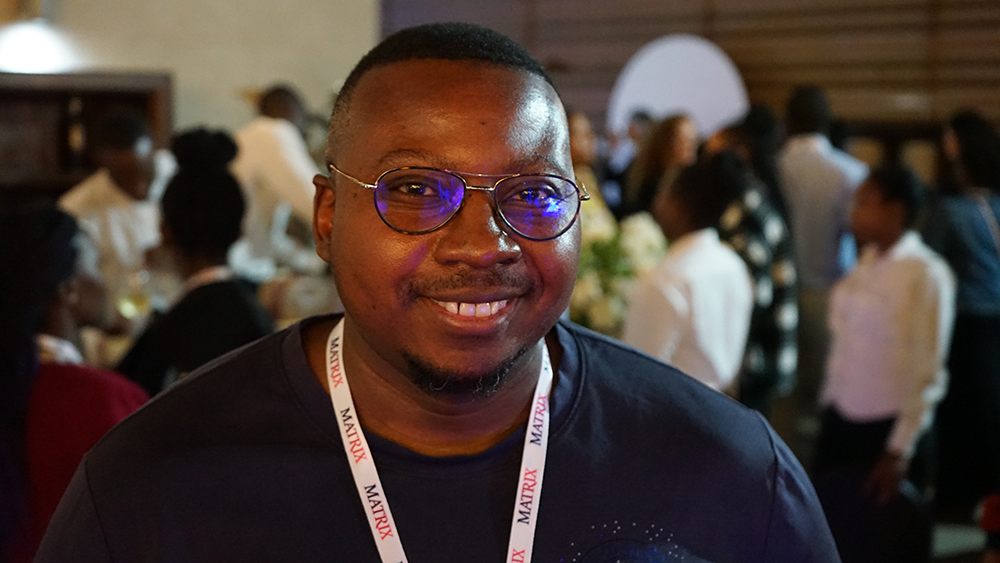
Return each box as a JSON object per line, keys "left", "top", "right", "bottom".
{"left": 39, "top": 23, "right": 838, "bottom": 562}
{"left": 704, "top": 124, "right": 798, "bottom": 417}
{"left": 116, "top": 129, "right": 274, "bottom": 396}
{"left": 922, "top": 109, "right": 1000, "bottom": 519}
{"left": 0, "top": 206, "right": 146, "bottom": 563}
{"left": 739, "top": 104, "right": 791, "bottom": 223}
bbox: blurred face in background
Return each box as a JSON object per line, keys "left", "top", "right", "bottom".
{"left": 850, "top": 179, "right": 905, "bottom": 251}
{"left": 671, "top": 117, "right": 700, "bottom": 167}
{"left": 942, "top": 127, "right": 961, "bottom": 163}
{"left": 100, "top": 136, "right": 156, "bottom": 201}
{"left": 569, "top": 112, "right": 597, "bottom": 169}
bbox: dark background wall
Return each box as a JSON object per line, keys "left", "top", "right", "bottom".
{"left": 382, "top": 0, "right": 999, "bottom": 135}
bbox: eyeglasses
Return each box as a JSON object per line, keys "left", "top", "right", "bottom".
{"left": 328, "top": 164, "right": 590, "bottom": 241}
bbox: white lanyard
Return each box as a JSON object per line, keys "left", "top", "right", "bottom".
{"left": 325, "top": 319, "right": 553, "bottom": 563}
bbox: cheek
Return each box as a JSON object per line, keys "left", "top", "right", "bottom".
{"left": 330, "top": 199, "right": 429, "bottom": 303}
{"left": 534, "top": 228, "right": 580, "bottom": 299}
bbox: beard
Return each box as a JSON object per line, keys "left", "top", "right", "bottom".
{"left": 401, "top": 344, "right": 530, "bottom": 399}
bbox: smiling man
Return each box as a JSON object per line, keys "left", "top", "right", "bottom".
{"left": 37, "top": 23, "right": 839, "bottom": 563}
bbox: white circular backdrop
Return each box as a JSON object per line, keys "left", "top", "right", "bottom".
{"left": 606, "top": 34, "right": 748, "bottom": 138}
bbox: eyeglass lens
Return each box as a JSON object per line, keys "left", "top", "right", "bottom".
{"left": 373, "top": 168, "right": 579, "bottom": 240}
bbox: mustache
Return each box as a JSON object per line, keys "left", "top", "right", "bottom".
{"left": 405, "top": 266, "right": 533, "bottom": 297}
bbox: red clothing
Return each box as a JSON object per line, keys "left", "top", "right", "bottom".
{"left": 983, "top": 494, "right": 1000, "bottom": 532}
{"left": 10, "top": 362, "right": 147, "bottom": 562}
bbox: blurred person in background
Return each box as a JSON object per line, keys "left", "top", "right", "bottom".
{"left": 705, "top": 121, "right": 798, "bottom": 417}
{"left": 778, "top": 84, "right": 868, "bottom": 443}
{"left": 619, "top": 113, "right": 699, "bottom": 220}
{"left": 602, "top": 109, "right": 654, "bottom": 214}
{"left": 817, "top": 164, "right": 954, "bottom": 503}
{"left": 921, "top": 108, "right": 1000, "bottom": 520}
{"left": 230, "top": 84, "right": 327, "bottom": 283}
{"left": 569, "top": 110, "right": 611, "bottom": 215}
{"left": 813, "top": 165, "right": 954, "bottom": 562}
{"left": 58, "top": 108, "right": 177, "bottom": 291}
{"left": 622, "top": 151, "right": 754, "bottom": 393}
{"left": 116, "top": 129, "right": 274, "bottom": 397}
{"left": 740, "top": 104, "right": 790, "bottom": 223}
{"left": 57, "top": 109, "right": 179, "bottom": 366}
{"left": 0, "top": 206, "right": 147, "bottom": 563}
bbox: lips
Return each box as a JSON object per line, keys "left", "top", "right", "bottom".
{"left": 430, "top": 298, "right": 509, "bottom": 317}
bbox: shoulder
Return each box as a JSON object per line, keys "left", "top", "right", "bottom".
{"left": 703, "top": 237, "right": 753, "bottom": 280}
{"left": 910, "top": 241, "right": 957, "bottom": 287}
{"left": 827, "top": 147, "right": 869, "bottom": 182}
{"left": 889, "top": 242, "right": 956, "bottom": 296}
{"left": 236, "top": 116, "right": 298, "bottom": 146}
{"left": 560, "top": 322, "right": 839, "bottom": 557}
{"left": 37, "top": 362, "right": 147, "bottom": 401}
{"left": 188, "top": 280, "right": 274, "bottom": 326}
{"left": 91, "top": 327, "right": 290, "bottom": 451}
{"left": 562, "top": 321, "right": 777, "bottom": 463}
{"left": 58, "top": 171, "right": 115, "bottom": 214}
{"left": 630, "top": 258, "right": 693, "bottom": 308}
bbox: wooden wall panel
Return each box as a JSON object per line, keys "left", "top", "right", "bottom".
{"left": 381, "top": 0, "right": 1000, "bottom": 133}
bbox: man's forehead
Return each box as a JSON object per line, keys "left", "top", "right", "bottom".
{"left": 337, "top": 59, "right": 570, "bottom": 173}
{"left": 351, "top": 59, "right": 559, "bottom": 117}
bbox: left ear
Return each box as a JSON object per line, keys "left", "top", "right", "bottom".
{"left": 313, "top": 173, "right": 336, "bottom": 263}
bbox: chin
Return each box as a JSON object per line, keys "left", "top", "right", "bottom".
{"left": 401, "top": 345, "right": 530, "bottom": 399}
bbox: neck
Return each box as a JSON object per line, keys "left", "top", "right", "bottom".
{"left": 178, "top": 253, "right": 228, "bottom": 280}
{"left": 304, "top": 317, "right": 560, "bottom": 457}
{"left": 41, "top": 304, "right": 81, "bottom": 351}
{"left": 870, "top": 230, "right": 906, "bottom": 255}
{"left": 666, "top": 225, "right": 699, "bottom": 245}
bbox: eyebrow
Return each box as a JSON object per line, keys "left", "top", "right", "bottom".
{"left": 372, "top": 150, "right": 566, "bottom": 176}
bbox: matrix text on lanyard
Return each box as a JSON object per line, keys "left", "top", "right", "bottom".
{"left": 325, "top": 319, "right": 554, "bottom": 563}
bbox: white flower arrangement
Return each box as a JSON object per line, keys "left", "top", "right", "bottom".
{"left": 570, "top": 207, "right": 666, "bottom": 337}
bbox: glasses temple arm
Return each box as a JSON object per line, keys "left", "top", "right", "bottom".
{"left": 328, "top": 163, "right": 378, "bottom": 190}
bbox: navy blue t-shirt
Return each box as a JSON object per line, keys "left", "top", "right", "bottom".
{"left": 37, "top": 316, "right": 839, "bottom": 562}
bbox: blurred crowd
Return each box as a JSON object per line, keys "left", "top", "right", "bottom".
{"left": 569, "top": 85, "right": 1000, "bottom": 562}
{"left": 0, "top": 84, "right": 338, "bottom": 561}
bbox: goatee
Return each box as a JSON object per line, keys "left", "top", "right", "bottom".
{"left": 401, "top": 345, "right": 530, "bottom": 399}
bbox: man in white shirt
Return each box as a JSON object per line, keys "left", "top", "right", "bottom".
{"left": 622, "top": 151, "right": 754, "bottom": 392}
{"left": 230, "top": 85, "right": 327, "bottom": 282}
{"left": 777, "top": 84, "right": 869, "bottom": 424}
{"left": 58, "top": 110, "right": 178, "bottom": 366}
{"left": 58, "top": 109, "right": 176, "bottom": 299}
{"left": 816, "top": 164, "right": 956, "bottom": 506}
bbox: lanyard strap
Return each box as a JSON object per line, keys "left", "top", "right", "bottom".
{"left": 325, "top": 319, "right": 553, "bottom": 563}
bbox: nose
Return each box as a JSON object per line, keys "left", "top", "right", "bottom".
{"left": 432, "top": 191, "right": 522, "bottom": 267}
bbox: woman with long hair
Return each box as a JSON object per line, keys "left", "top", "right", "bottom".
{"left": 0, "top": 206, "right": 147, "bottom": 562}
{"left": 619, "top": 114, "right": 699, "bottom": 219}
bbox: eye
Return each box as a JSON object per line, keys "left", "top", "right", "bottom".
{"left": 503, "top": 179, "right": 561, "bottom": 206}
{"left": 393, "top": 180, "right": 439, "bottom": 197}
{"left": 380, "top": 172, "right": 451, "bottom": 201}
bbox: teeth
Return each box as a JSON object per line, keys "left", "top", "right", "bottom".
{"left": 432, "top": 299, "right": 508, "bottom": 317}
